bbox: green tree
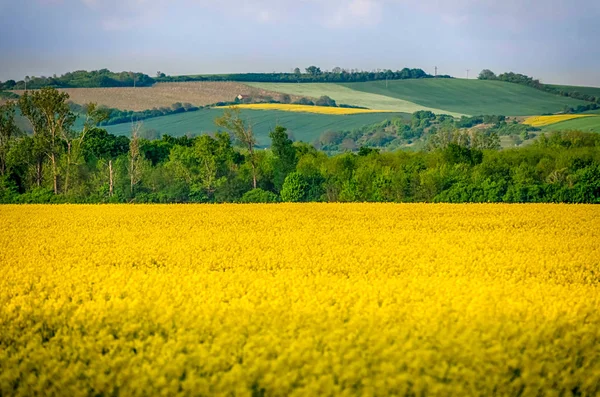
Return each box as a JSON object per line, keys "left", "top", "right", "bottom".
{"left": 18, "top": 87, "right": 76, "bottom": 194}
{"left": 478, "top": 69, "right": 497, "bottom": 80}
{"left": 269, "top": 125, "right": 297, "bottom": 191}
{"left": 128, "top": 123, "right": 144, "bottom": 195}
{"left": 62, "top": 103, "right": 109, "bottom": 194}
{"left": 305, "top": 66, "right": 322, "bottom": 76}
{"left": 240, "top": 188, "right": 279, "bottom": 203}
{"left": 0, "top": 101, "right": 21, "bottom": 176}
{"left": 315, "top": 96, "right": 336, "bottom": 107}
{"left": 215, "top": 107, "right": 258, "bottom": 189}
{"left": 281, "top": 172, "right": 308, "bottom": 202}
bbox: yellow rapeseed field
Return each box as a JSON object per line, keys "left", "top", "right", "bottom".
{"left": 218, "top": 103, "right": 395, "bottom": 115}
{"left": 522, "top": 114, "right": 596, "bottom": 127}
{"left": 1, "top": 204, "right": 599, "bottom": 396}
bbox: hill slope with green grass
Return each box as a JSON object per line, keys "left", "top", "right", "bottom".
{"left": 103, "top": 108, "right": 408, "bottom": 145}
{"left": 342, "top": 79, "right": 588, "bottom": 116}
{"left": 540, "top": 115, "right": 600, "bottom": 134}
{"left": 547, "top": 84, "right": 600, "bottom": 98}
{"left": 244, "top": 82, "right": 461, "bottom": 116}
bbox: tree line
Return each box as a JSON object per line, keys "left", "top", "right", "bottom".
{"left": 1, "top": 67, "right": 445, "bottom": 91}
{"left": 156, "top": 67, "right": 447, "bottom": 84}
{"left": 1, "top": 88, "right": 599, "bottom": 204}
{"left": 478, "top": 69, "right": 600, "bottom": 109}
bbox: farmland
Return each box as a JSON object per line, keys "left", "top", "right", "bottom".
{"left": 547, "top": 84, "right": 600, "bottom": 98}
{"left": 1, "top": 204, "right": 599, "bottom": 395}
{"left": 245, "top": 82, "right": 458, "bottom": 116}
{"left": 540, "top": 115, "right": 600, "bottom": 133}
{"left": 341, "top": 79, "right": 588, "bottom": 116}
{"left": 103, "top": 108, "right": 408, "bottom": 144}
{"left": 11, "top": 82, "right": 307, "bottom": 111}
{"left": 221, "top": 103, "right": 396, "bottom": 115}
{"left": 522, "top": 114, "right": 596, "bottom": 127}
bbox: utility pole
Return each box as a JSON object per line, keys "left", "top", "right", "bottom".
{"left": 466, "top": 69, "right": 470, "bottom": 79}
{"left": 434, "top": 66, "right": 438, "bottom": 77}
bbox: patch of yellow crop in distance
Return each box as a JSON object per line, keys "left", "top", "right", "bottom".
{"left": 1, "top": 204, "right": 599, "bottom": 395}
{"left": 522, "top": 114, "right": 596, "bottom": 127}
{"left": 218, "top": 103, "right": 396, "bottom": 114}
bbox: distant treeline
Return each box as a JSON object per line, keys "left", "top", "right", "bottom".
{"left": 478, "top": 69, "right": 600, "bottom": 109}
{"left": 0, "top": 67, "right": 446, "bottom": 90}
{"left": 0, "top": 70, "right": 155, "bottom": 90}
{"left": 1, "top": 88, "right": 599, "bottom": 204}
{"left": 156, "top": 67, "right": 449, "bottom": 83}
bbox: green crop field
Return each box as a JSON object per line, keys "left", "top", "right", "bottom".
{"left": 103, "top": 108, "right": 408, "bottom": 145}
{"left": 540, "top": 115, "right": 600, "bottom": 133}
{"left": 547, "top": 84, "right": 600, "bottom": 98}
{"left": 342, "top": 79, "right": 588, "bottom": 116}
{"left": 245, "top": 83, "right": 460, "bottom": 116}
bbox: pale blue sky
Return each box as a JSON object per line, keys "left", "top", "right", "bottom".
{"left": 1, "top": 0, "right": 599, "bottom": 86}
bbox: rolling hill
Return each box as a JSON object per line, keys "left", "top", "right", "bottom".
{"left": 244, "top": 82, "right": 460, "bottom": 116}
{"left": 103, "top": 108, "right": 408, "bottom": 145}
{"left": 540, "top": 115, "right": 600, "bottom": 134}
{"left": 341, "top": 79, "right": 588, "bottom": 116}
{"left": 547, "top": 84, "right": 600, "bottom": 98}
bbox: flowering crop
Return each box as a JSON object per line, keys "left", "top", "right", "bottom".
{"left": 1, "top": 204, "right": 599, "bottom": 396}
{"left": 218, "top": 103, "right": 395, "bottom": 115}
{"left": 522, "top": 114, "right": 597, "bottom": 127}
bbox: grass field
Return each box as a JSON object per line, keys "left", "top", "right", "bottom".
{"left": 245, "top": 82, "right": 460, "bottom": 116}
{"left": 220, "top": 103, "right": 396, "bottom": 115}
{"left": 11, "top": 82, "right": 306, "bottom": 111}
{"left": 1, "top": 204, "right": 599, "bottom": 395}
{"left": 522, "top": 114, "right": 597, "bottom": 127}
{"left": 540, "top": 115, "right": 600, "bottom": 133}
{"left": 104, "top": 108, "right": 408, "bottom": 144}
{"left": 547, "top": 84, "right": 600, "bottom": 97}
{"left": 342, "top": 79, "right": 588, "bottom": 116}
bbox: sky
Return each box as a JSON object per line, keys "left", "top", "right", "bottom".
{"left": 0, "top": 0, "right": 599, "bottom": 87}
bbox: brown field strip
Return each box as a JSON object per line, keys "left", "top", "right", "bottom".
{"left": 11, "top": 82, "right": 308, "bottom": 111}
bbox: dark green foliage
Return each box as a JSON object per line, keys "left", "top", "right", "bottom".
{"left": 240, "top": 188, "right": 279, "bottom": 203}
{"left": 269, "top": 126, "right": 297, "bottom": 191}
{"left": 83, "top": 128, "right": 130, "bottom": 160}
{"left": 3, "top": 70, "right": 155, "bottom": 90}
{"left": 280, "top": 172, "right": 309, "bottom": 202}
{"left": 477, "top": 69, "right": 600, "bottom": 105}
{"left": 2, "top": 95, "right": 600, "bottom": 206}
{"left": 155, "top": 67, "right": 435, "bottom": 84}
{"left": 315, "top": 96, "right": 337, "bottom": 107}
{"left": 0, "top": 91, "right": 19, "bottom": 100}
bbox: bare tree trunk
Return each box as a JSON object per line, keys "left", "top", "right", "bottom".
{"left": 251, "top": 161, "right": 257, "bottom": 189}
{"left": 51, "top": 153, "right": 58, "bottom": 194}
{"left": 36, "top": 158, "right": 42, "bottom": 187}
{"left": 109, "top": 159, "right": 114, "bottom": 197}
{"left": 64, "top": 142, "right": 71, "bottom": 194}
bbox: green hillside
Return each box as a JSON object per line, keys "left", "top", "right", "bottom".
{"left": 104, "top": 108, "right": 408, "bottom": 145}
{"left": 244, "top": 82, "right": 460, "bottom": 116}
{"left": 540, "top": 115, "right": 600, "bottom": 133}
{"left": 341, "top": 79, "right": 588, "bottom": 116}
{"left": 547, "top": 84, "right": 600, "bottom": 97}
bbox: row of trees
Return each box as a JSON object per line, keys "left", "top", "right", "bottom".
{"left": 478, "top": 69, "right": 600, "bottom": 106}
{"left": 154, "top": 67, "right": 442, "bottom": 84}
{"left": 1, "top": 70, "right": 155, "bottom": 90}
{"left": 1, "top": 88, "right": 599, "bottom": 204}
{"left": 0, "top": 67, "right": 444, "bottom": 91}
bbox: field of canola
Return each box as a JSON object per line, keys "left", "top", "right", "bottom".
{"left": 1, "top": 204, "right": 599, "bottom": 396}
{"left": 522, "top": 114, "right": 597, "bottom": 127}
{"left": 217, "top": 103, "right": 395, "bottom": 115}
